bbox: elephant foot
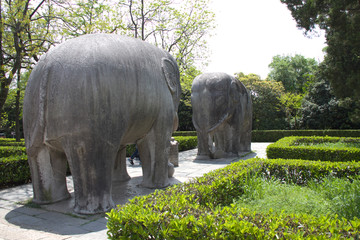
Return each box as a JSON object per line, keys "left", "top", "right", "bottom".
{"left": 195, "top": 154, "right": 211, "bottom": 160}
{"left": 33, "top": 191, "right": 71, "bottom": 205}
{"left": 74, "top": 195, "right": 115, "bottom": 215}
{"left": 112, "top": 172, "right": 131, "bottom": 182}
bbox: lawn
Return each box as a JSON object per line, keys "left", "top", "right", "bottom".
{"left": 234, "top": 174, "right": 360, "bottom": 220}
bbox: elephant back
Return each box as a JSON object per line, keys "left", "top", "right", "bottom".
{"left": 24, "top": 34, "right": 181, "bottom": 146}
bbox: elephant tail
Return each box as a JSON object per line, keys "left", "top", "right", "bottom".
{"left": 23, "top": 64, "right": 50, "bottom": 156}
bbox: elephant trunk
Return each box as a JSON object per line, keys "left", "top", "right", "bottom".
{"left": 207, "top": 113, "right": 231, "bottom": 134}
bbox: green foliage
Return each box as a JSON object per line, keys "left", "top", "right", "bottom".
{"left": 0, "top": 154, "right": 30, "bottom": 187}
{"left": 300, "top": 78, "right": 360, "bottom": 129}
{"left": 0, "top": 138, "right": 25, "bottom": 146}
{"left": 279, "top": 92, "right": 304, "bottom": 129}
{"left": 173, "top": 136, "right": 197, "bottom": 151}
{"left": 268, "top": 54, "right": 318, "bottom": 94}
{"left": 57, "top": 0, "right": 116, "bottom": 37}
{"left": 0, "top": 146, "right": 27, "bottom": 158}
{"left": 107, "top": 158, "right": 360, "bottom": 239}
{"left": 309, "top": 176, "right": 360, "bottom": 220}
{"left": 174, "top": 130, "right": 360, "bottom": 142}
{"left": 266, "top": 136, "right": 360, "bottom": 162}
{"left": 235, "top": 176, "right": 331, "bottom": 218}
{"left": 0, "top": 0, "right": 58, "bottom": 114}
{"left": 113, "top": 0, "right": 215, "bottom": 74}
{"left": 173, "top": 131, "right": 197, "bottom": 136}
{"left": 280, "top": 0, "right": 360, "bottom": 100}
{"left": 178, "top": 87, "right": 194, "bottom": 131}
{"left": 235, "top": 73, "right": 287, "bottom": 130}
{"left": 235, "top": 175, "right": 360, "bottom": 220}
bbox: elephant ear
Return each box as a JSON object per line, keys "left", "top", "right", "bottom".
{"left": 230, "top": 78, "right": 246, "bottom": 103}
{"left": 162, "top": 58, "right": 179, "bottom": 95}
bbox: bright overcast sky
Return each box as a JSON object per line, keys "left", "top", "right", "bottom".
{"left": 204, "top": 0, "right": 327, "bottom": 79}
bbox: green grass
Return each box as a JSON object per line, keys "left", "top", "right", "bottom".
{"left": 297, "top": 141, "right": 360, "bottom": 149}
{"left": 233, "top": 175, "right": 360, "bottom": 220}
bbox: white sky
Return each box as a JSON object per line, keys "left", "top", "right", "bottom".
{"left": 204, "top": 0, "right": 327, "bottom": 79}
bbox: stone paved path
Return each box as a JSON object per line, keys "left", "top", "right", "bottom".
{"left": 0, "top": 143, "right": 271, "bottom": 240}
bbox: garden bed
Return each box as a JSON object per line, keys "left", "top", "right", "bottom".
{"left": 266, "top": 136, "right": 360, "bottom": 162}
{"left": 106, "top": 158, "right": 360, "bottom": 239}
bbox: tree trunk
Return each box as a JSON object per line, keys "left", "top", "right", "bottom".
{"left": 15, "top": 68, "right": 21, "bottom": 142}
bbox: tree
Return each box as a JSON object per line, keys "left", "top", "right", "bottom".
{"left": 300, "top": 78, "right": 359, "bottom": 129}
{"left": 1, "top": 71, "right": 27, "bottom": 138}
{"left": 0, "top": 0, "right": 58, "bottom": 137}
{"left": 235, "top": 72, "right": 287, "bottom": 130}
{"left": 177, "top": 66, "right": 200, "bottom": 131}
{"left": 115, "top": 0, "right": 215, "bottom": 75}
{"left": 57, "top": 0, "right": 215, "bottom": 88}
{"left": 268, "top": 54, "right": 318, "bottom": 94}
{"left": 280, "top": 0, "right": 360, "bottom": 99}
{"left": 56, "top": 0, "right": 120, "bottom": 37}
{"left": 279, "top": 92, "right": 303, "bottom": 129}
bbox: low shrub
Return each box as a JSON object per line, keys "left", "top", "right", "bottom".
{"left": 266, "top": 136, "right": 360, "bottom": 162}
{"left": 173, "top": 131, "right": 197, "bottom": 136}
{"left": 0, "top": 138, "right": 25, "bottom": 146}
{"left": 0, "top": 146, "right": 27, "bottom": 158}
{"left": 252, "top": 129, "right": 360, "bottom": 142}
{"left": 107, "top": 158, "right": 360, "bottom": 239}
{"left": 0, "top": 155, "right": 30, "bottom": 187}
{"left": 173, "top": 130, "right": 360, "bottom": 142}
{"left": 173, "top": 136, "right": 197, "bottom": 151}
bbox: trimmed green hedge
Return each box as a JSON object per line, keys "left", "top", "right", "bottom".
{"left": 107, "top": 158, "right": 360, "bottom": 239}
{"left": 173, "top": 136, "right": 197, "bottom": 151}
{"left": 173, "top": 131, "right": 197, "bottom": 136}
{"left": 173, "top": 130, "right": 360, "bottom": 142}
{"left": 0, "top": 146, "right": 27, "bottom": 158}
{"left": 252, "top": 129, "right": 360, "bottom": 142}
{"left": 267, "top": 136, "right": 360, "bottom": 162}
{"left": 0, "top": 138, "right": 25, "bottom": 146}
{"left": 0, "top": 155, "right": 30, "bottom": 187}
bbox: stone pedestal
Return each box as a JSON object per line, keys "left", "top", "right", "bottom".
{"left": 169, "top": 137, "right": 179, "bottom": 167}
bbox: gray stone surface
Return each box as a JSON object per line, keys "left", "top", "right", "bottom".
{"left": 192, "top": 72, "right": 252, "bottom": 159}
{"left": 22, "top": 34, "right": 182, "bottom": 214}
{"left": 169, "top": 137, "right": 179, "bottom": 167}
{"left": 0, "top": 143, "right": 270, "bottom": 240}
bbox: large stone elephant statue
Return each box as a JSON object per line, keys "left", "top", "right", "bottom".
{"left": 23, "top": 34, "right": 181, "bottom": 214}
{"left": 191, "top": 72, "right": 252, "bottom": 159}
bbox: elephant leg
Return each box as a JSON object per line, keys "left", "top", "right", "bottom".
{"left": 213, "top": 131, "right": 227, "bottom": 159}
{"left": 62, "top": 138, "right": 115, "bottom": 214}
{"left": 112, "top": 146, "right": 130, "bottom": 182}
{"left": 196, "top": 131, "right": 212, "bottom": 159}
{"left": 239, "top": 130, "right": 252, "bottom": 152}
{"left": 138, "top": 121, "right": 172, "bottom": 189}
{"left": 28, "top": 145, "right": 70, "bottom": 204}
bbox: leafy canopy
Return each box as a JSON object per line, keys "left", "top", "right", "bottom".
{"left": 280, "top": 0, "right": 360, "bottom": 99}
{"left": 235, "top": 73, "right": 287, "bottom": 130}
{"left": 267, "top": 54, "right": 318, "bottom": 94}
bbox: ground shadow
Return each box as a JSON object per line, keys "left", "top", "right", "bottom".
{"left": 5, "top": 175, "right": 182, "bottom": 236}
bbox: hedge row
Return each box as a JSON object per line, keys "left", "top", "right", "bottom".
{"left": 107, "top": 158, "right": 360, "bottom": 239}
{"left": 0, "top": 155, "right": 30, "bottom": 187}
{"left": 0, "top": 146, "right": 27, "bottom": 158}
{"left": 173, "top": 136, "right": 197, "bottom": 151}
{"left": 267, "top": 136, "right": 360, "bottom": 162}
{"left": 0, "top": 138, "right": 25, "bottom": 146}
{"left": 173, "top": 130, "right": 360, "bottom": 142}
{"left": 252, "top": 129, "right": 360, "bottom": 142}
